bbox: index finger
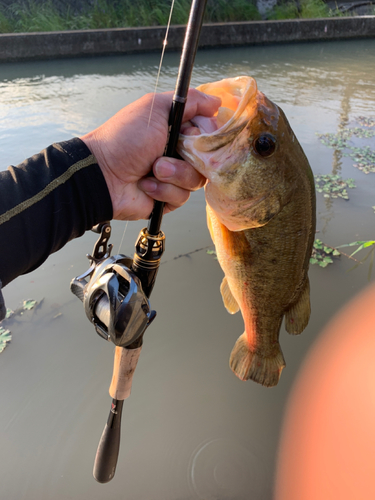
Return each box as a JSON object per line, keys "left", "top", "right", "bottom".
{"left": 183, "top": 88, "right": 221, "bottom": 122}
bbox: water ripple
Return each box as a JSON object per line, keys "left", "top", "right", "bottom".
{"left": 188, "top": 437, "right": 267, "bottom": 499}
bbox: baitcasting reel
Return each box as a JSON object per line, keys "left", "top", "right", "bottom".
{"left": 70, "top": 222, "right": 156, "bottom": 347}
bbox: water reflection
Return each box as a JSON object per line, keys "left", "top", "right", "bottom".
{"left": 0, "top": 39, "right": 375, "bottom": 500}
{"left": 1, "top": 40, "right": 374, "bottom": 169}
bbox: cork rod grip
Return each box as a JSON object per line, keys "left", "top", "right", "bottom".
{"left": 109, "top": 346, "right": 142, "bottom": 400}
{"left": 93, "top": 346, "right": 143, "bottom": 483}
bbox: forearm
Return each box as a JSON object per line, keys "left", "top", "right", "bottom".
{"left": 0, "top": 138, "right": 113, "bottom": 289}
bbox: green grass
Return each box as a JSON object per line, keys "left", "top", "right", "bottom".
{"left": 267, "top": 0, "right": 346, "bottom": 20}
{"left": 0, "top": 0, "right": 359, "bottom": 33}
{"left": 205, "top": 0, "right": 261, "bottom": 22}
{"left": 0, "top": 0, "right": 261, "bottom": 33}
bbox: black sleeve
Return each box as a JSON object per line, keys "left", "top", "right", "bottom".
{"left": 0, "top": 137, "right": 113, "bottom": 290}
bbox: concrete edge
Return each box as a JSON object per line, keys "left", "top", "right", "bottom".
{"left": 0, "top": 16, "right": 374, "bottom": 62}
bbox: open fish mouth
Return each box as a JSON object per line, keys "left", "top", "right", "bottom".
{"left": 177, "top": 76, "right": 283, "bottom": 232}
{"left": 180, "top": 76, "right": 259, "bottom": 143}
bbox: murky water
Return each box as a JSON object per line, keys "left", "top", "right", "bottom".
{"left": 1, "top": 39, "right": 375, "bottom": 499}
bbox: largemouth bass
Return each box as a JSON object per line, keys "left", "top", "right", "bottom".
{"left": 178, "top": 76, "right": 316, "bottom": 387}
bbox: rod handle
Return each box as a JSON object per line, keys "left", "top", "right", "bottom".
{"left": 93, "top": 346, "right": 142, "bottom": 483}
{"left": 109, "top": 346, "right": 142, "bottom": 400}
{"left": 93, "top": 399, "right": 123, "bottom": 483}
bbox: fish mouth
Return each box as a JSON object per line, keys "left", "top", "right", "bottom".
{"left": 179, "top": 76, "right": 259, "bottom": 150}
{"left": 177, "top": 76, "right": 283, "bottom": 232}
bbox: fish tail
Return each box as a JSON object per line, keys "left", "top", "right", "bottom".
{"left": 229, "top": 333, "right": 285, "bottom": 387}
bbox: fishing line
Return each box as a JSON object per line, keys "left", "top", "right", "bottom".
{"left": 147, "top": 0, "right": 176, "bottom": 127}
{"left": 117, "top": 220, "right": 128, "bottom": 254}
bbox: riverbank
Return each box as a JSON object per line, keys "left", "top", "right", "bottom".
{"left": 1, "top": 16, "right": 375, "bottom": 62}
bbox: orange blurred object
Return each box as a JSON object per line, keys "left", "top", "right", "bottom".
{"left": 275, "top": 283, "right": 375, "bottom": 500}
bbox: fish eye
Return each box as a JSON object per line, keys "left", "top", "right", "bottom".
{"left": 253, "top": 134, "right": 276, "bottom": 157}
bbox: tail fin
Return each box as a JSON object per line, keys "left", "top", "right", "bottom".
{"left": 229, "top": 333, "right": 285, "bottom": 387}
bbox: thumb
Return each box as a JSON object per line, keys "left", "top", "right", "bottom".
{"left": 183, "top": 88, "right": 221, "bottom": 122}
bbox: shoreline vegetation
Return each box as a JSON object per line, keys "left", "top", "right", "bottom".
{"left": 0, "top": 0, "right": 373, "bottom": 34}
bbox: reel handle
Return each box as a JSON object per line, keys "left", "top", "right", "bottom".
{"left": 93, "top": 346, "right": 142, "bottom": 483}
{"left": 70, "top": 278, "right": 86, "bottom": 302}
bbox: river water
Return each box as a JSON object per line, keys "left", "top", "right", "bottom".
{"left": 0, "top": 39, "right": 375, "bottom": 499}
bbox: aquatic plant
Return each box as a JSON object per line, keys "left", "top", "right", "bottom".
{"left": 337, "top": 240, "right": 375, "bottom": 279}
{"left": 0, "top": 327, "right": 11, "bottom": 354}
{"left": 314, "top": 174, "right": 355, "bottom": 200}
{"left": 317, "top": 118, "right": 375, "bottom": 175}
{"left": 356, "top": 116, "right": 375, "bottom": 128}
{"left": 207, "top": 249, "right": 218, "bottom": 259}
{"left": 0, "top": 298, "right": 41, "bottom": 355}
{"left": 315, "top": 117, "right": 375, "bottom": 276}
{"left": 22, "top": 299, "right": 38, "bottom": 311}
{"left": 351, "top": 127, "right": 375, "bottom": 139}
{"left": 317, "top": 128, "right": 375, "bottom": 149}
{"left": 310, "top": 239, "right": 340, "bottom": 267}
{"left": 337, "top": 240, "right": 375, "bottom": 258}
{"left": 346, "top": 146, "right": 375, "bottom": 174}
{"left": 316, "top": 130, "right": 351, "bottom": 150}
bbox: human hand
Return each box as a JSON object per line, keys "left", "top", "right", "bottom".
{"left": 81, "top": 89, "right": 221, "bottom": 221}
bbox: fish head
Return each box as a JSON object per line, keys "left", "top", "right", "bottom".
{"left": 178, "top": 76, "right": 310, "bottom": 231}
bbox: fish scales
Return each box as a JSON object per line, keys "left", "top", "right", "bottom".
{"left": 178, "top": 76, "right": 316, "bottom": 387}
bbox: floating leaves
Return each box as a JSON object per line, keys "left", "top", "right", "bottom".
{"left": 316, "top": 130, "right": 351, "bottom": 150}
{"left": 314, "top": 174, "right": 355, "bottom": 200}
{"left": 316, "top": 128, "right": 375, "bottom": 149}
{"left": 346, "top": 146, "right": 375, "bottom": 174}
{"left": 317, "top": 117, "right": 375, "bottom": 175}
{"left": 314, "top": 116, "right": 375, "bottom": 277}
{"left": 5, "top": 308, "right": 13, "bottom": 319}
{"left": 3, "top": 298, "right": 41, "bottom": 320}
{"left": 355, "top": 116, "right": 375, "bottom": 128}
{"left": 207, "top": 249, "right": 217, "bottom": 259}
{"left": 0, "top": 327, "right": 11, "bottom": 353}
{"left": 351, "top": 127, "right": 375, "bottom": 139}
{"left": 0, "top": 298, "right": 42, "bottom": 355}
{"left": 310, "top": 239, "right": 341, "bottom": 267}
{"left": 22, "top": 299, "right": 38, "bottom": 311}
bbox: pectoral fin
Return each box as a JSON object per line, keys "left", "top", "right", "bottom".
{"left": 220, "top": 277, "right": 240, "bottom": 314}
{"left": 230, "top": 190, "right": 284, "bottom": 231}
{"left": 243, "top": 192, "right": 282, "bottom": 228}
{"left": 284, "top": 277, "right": 311, "bottom": 335}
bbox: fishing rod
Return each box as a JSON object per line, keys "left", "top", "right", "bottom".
{"left": 70, "top": 0, "right": 208, "bottom": 484}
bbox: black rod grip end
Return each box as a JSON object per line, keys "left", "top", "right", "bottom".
{"left": 93, "top": 400, "right": 123, "bottom": 483}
